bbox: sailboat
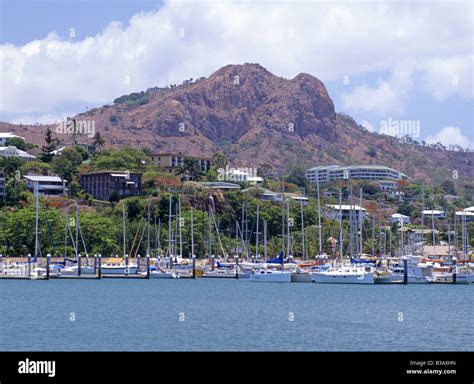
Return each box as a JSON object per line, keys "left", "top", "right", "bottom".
{"left": 311, "top": 187, "right": 374, "bottom": 284}
{"left": 102, "top": 202, "right": 137, "bottom": 275}
{"left": 140, "top": 196, "right": 177, "bottom": 278}
{"left": 249, "top": 252, "right": 292, "bottom": 282}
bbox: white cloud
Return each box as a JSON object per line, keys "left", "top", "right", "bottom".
{"left": 0, "top": 0, "right": 472, "bottom": 122}
{"left": 341, "top": 79, "right": 404, "bottom": 116}
{"left": 426, "top": 126, "right": 473, "bottom": 149}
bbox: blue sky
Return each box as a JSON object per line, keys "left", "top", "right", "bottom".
{"left": 0, "top": 0, "right": 473, "bottom": 148}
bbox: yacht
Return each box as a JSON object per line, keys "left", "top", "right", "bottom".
{"left": 311, "top": 265, "right": 374, "bottom": 284}
{"left": 391, "top": 262, "right": 433, "bottom": 284}
{"left": 249, "top": 268, "right": 292, "bottom": 282}
{"left": 101, "top": 261, "right": 138, "bottom": 275}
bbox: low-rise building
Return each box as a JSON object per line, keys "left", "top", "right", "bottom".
{"left": 0, "top": 146, "right": 36, "bottom": 160}
{"left": 325, "top": 204, "right": 367, "bottom": 222}
{"left": 80, "top": 171, "right": 142, "bottom": 200}
{"left": 24, "top": 175, "right": 67, "bottom": 196}
{"left": 389, "top": 213, "right": 411, "bottom": 225}
{"left": 422, "top": 210, "right": 447, "bottom": 219}
{"left": 150, "top": 153, "right": 211, "bottom": 173}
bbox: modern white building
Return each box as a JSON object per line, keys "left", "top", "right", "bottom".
{"left": 0, "top": 132, "right": 24, "bottom": 146}
{"left": 305, "top": 165, "right": 407, "bottom": 184}
{"left": 389, "top": 213, "right": 411, "bottom": 225}
{"left": 325, "top": 204, "right": 367, "bottom": 222}
{"left": 422, "top": 210, "right": 447, "bottom": 219}
{"left": 0, "top": 146, "right": 36, "bottom": 160}
{"left": 23, "top": 175, "right": 67, "bottom": 196}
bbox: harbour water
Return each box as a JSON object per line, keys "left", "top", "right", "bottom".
{"left": 0, "top": 279, "right": 472, "bottom": 351}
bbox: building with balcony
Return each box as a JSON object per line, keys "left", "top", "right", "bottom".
{"left": 325, "top": 204, "right": 367, "bottom": 223}
{"left": 24, "top": 175, "right": 67, "bottom": 196}
{"left": 80, "top": 171, "right": 142, "bottom": 200}
{"left": 305, "top": 165, "right": 407, "bottom": 184}
{"left": 150, "top": 153, "right": 211, "bottom": 173}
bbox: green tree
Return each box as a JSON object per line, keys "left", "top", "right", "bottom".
{"left": 41, "top": 127, "right": 58, "bottom": 163}
{"left": 175, "top": 158, "right": 205, "bottom": 182}
{"left": 5, "top": 137, "right": 35, "bottom": 151}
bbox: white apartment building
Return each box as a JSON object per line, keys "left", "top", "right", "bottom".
{"left": 305, "top": 165, "right": 407, "bottom": 184}
{"left": 24, "top": 175, "right": 67, "bottom": 196}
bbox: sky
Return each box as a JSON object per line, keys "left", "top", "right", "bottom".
{"left": 0, "top": 0, "right": 473, "bottom": 148}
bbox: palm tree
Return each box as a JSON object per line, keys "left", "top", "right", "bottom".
{"left": 93, "top": 131, "right": 105, "bottom": 150}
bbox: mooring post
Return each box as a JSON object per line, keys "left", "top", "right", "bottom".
{"left": 27, "top": 253, "right": 31, "bottom": 278}
{"left": 78, "top": 254, "right": 82, "bottom": 277}
{"left": 46, "top": 254, "right": 50, "bottom": 280}
{"left": 125, "top": 254, "right": 129, "bottom": 276}
{"left": 97, "top": 254, "right": 102, "bottom": 279}
{"left": 93, "top": 254, "right": 97, "bottom": 274}
{"left": 192, "top": 256, "right": 196, "bottom": 279}
{"left": 452, "top": 257, "right": 457, "bottom": 284}
{"left": 137, "top": 254, "right": 141, "bottom": 272}
{"left": 146, "top": 255, "right": 150, "bottom": 279}
{"left": 235, "top": 256, "right": 239, "bottom": 279}
{"left": 403, "top": 258, "right": 408, "bottom": 285}
{"left": 211, "top": 255, "right": 215, "bottom": 271}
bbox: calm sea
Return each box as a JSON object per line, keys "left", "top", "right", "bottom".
{"left": 0, "top": 279, "right": 472, "bottom": 351}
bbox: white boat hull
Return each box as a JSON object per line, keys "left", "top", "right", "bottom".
{"left": 249, "top": 270, "right": 292, "bottom": 283}
{"left": 101, "top": 265, "right": 138, "bottom": 275}
{"left": 291, "top": 272, "right": 312, "bottom": 283}
{"left": 311, "top": 271, "right": 374, "bottom": 284}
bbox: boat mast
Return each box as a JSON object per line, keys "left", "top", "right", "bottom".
{"left": 359, "top": 188, "right": 363, "bottom": 257}
{"left": 34, "top": 181, "right": 39, "bottom": 258}
{"left": 167, "top": 195, "right": 172, "bottom": 258}
{"left": 263, "top": 219, "right": 267, "bottom": 262}
{"left": 447, "top": 220, "right": 451, "bottom": 262}
{"left": 281, "top": 176, "right": 285, "bottom": 255}
{"left": 300, "top": 195, "right": 305, "bottom": 260}
{"left": 75, "top": 204, "right": 79, "bottom": 258}
{"left": 349, "top": 183, "right": 354, "bottom": 259}
{"left": 147, "top": 196, "right": 151, "bottom": 256}
{"left": 255, "top": 204, "right": 259, "bottom": 260}
{"left": 286, "top": 198, "right": 290, "bottom": 259}
{"left": 208, "top": 204, "right": 212, "bottom": 258}
{"left": 431, "top": 210, "right": 436, "bottom": 257}
{"left": 317, "top": 174, "right": 322, "bottom": 256}
{"left": 122, "top": 200, "right": 126, "bottom": 257}
{"left": 178, "top": 196, "right": 182, "bottom": 258}
{"left": 190, "top": 206, "right": 194, "bottom": 258}
{"left": 339, "top": 188, "right": 343, "bottom": 266}
{"left": 372, "top": 215, "right": 375, "bottom": 258}
{"left": 421, "top": 182, "right": 425, "bottom": 256}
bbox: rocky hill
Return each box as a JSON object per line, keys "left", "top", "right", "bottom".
{"left": 1, "top": 63, "right": 472, "bottom": 195}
